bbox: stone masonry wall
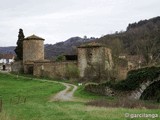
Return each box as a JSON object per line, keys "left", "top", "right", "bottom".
{"left": 11, "top": 61, "right": 23, "bottom": 73}
{"left": 33, "top": 61, "right": 77, "bottom": 79}
{"left": 105, "top": 48, "right": 114, "bottom": 70}
{"left": 23, "top": 40, "right": 44, "bottom": 63}
{"left": 78, "top": 48, "right": 87, "bottom": 77}
{"left": 78, "top": 46, "right": 113, "bottom": 80}
{"left": 78, "top": 47, "right": 104, "bottom": 78}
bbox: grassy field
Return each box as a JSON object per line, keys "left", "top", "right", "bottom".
{"left": 0, "top": 73, "right": 160, "bottom": 120}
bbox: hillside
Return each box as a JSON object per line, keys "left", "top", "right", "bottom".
{"left": 0, "top": 46, "right": 16, "bottom": 54}
{"left": 44, "top": 36, "right": 95, "bottom": 59}
{"left": 95, "top": 16, "right": 160, "bottom": 65}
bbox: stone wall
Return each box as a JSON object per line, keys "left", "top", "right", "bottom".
{"left": 128, "top": 76, "right": 160, "bottom": 100}
{"left": 78, "top": 45, "right": 113, "bottom": 81}
{"left": 85, "top": 83, "right": 115, "bottom": 96}
{"left": 23, "top": 61, "right": 34, "bottom": 74}
{"left": 117, "top": 66, "right": 128, "bottom": 80}
{"left": 11, "top": 61, "right": 23, "bottom": 73}
{"left": 104, "top": 48, "right": 114, "bottom": 70}
{"left": 23, "top": 40, "right": 44, "bottom": 63}
{"left": 33, "top": 61, "right": 77, "bottom": 79}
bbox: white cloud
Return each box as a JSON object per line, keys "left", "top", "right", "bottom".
{"left": 0, "top": 0, "right": 160, "bottom": 46}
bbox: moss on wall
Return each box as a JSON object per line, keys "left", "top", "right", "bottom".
{"left": 85, "top": 66, "right": 160, "bottom": 96}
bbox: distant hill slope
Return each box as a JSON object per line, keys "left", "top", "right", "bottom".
{"left": 44, "top": 36, "right": 95, "bottom": 59}
{"left": 0, "top": 46, "right": 16, "bottom": 54}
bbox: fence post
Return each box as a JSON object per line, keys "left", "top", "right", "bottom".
{"left": 24, "top": 97, "right": 26, "bottom": 103}
{"left": 0, "top": 97, "right": 2, "bottom": 112}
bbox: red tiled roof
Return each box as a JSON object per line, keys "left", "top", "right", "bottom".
{"left": 0, "top": 54, "right": 15, "bottom": 59}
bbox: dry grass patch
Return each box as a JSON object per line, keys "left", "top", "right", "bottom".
{"left": 86, "top": 98, "right": 160, "bottom": 109}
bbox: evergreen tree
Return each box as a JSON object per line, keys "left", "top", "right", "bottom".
{"left": 14, "top": 28, "right": 25, "bottom": 60}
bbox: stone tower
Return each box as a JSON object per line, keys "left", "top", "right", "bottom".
{"left": 23, "top": 34, "right": 45, "bottom": 74}
{"left": 78, "top": 42, "right": 113, "bottom": 82}
{"left": 23, "top": 34, "right": 45, "bottom": 63}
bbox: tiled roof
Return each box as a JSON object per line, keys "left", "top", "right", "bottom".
{"left": 24, "top": 34, "right": 44, "bottom": 40}
{"left": 0, "top": 54, "right": 14, "bottom": 59}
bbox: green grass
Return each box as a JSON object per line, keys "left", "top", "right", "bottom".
{"left": 0, "top": 73, "right": 160, "bottom": 120}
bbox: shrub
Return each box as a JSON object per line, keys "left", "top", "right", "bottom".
{"left": 66, "top": 64, "right": 79, "bottom": 79}
{"left": 106, "top": 66, "right": 160, "bottom": 91}
{"left": 85, "top": 66, "right": 160, "bottom": 93}
{"left": 157, "top": 94, "right": 160, "bottom": 103}
{"left": 55, "top": 55, "right": 65, "bottom": 62}
{"left": 84, "top": 83, "right": 106, "bottom": 95}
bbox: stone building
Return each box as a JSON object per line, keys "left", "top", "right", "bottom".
{"left": 78, "top": 42, "right": 113, "bottom": 81}
{"left": 0, "top": 54, "right": 15, "bottom": 64}
{"left": 23, "top": 34, "right": 45, "bottom": 74}
{"left": 16, "top": 35, "right": 114, "bottom": 82}
{"left": 23, "top": 34, "right": 78, "bottom": 79}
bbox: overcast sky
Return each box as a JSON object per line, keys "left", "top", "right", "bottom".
{"left": 0, "top": 0, "right": 160, "bottom": 46}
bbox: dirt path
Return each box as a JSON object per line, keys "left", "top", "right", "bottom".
{"left": 2, "top": 72, "right": 78, "bottom": 102}
{"left": 49, "top": 82, "right": 78, "bottom": 102}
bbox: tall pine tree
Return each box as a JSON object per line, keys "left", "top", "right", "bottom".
{"left": 14, "top": 29, "right": 25, "bottom": 60}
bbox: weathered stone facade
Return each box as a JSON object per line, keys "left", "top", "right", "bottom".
{"left": 23, "top": 61, "right": 34, "bottom": 74}
{"left": 23, "top": 35, "right": 45, "bottom": 74}
{"left": 85, "top": 75, "right": 160, "bottom": 100}
{"left": 11, "top": 61, "right": 23, "bottom": 73}
{"left": 21, "top": 36, "right": 114, "bottom": 81}
{"left": 23, "top": 35, "right": 44, "bottom": 63}
{"left": 128, "top": 76, "right": 160, "bottom": 100}
{"left": 78, "top": 43, "right": 113, "bottom": 81}
{"left": 33, "top": 60, "right": 77, "bottom": 79}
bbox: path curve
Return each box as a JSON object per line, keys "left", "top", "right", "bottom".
{"left": 49, "top": 82, "right": 78, "bottom": 102}
{"left": 2, "top": 72, "right": 78, "bottom": 102}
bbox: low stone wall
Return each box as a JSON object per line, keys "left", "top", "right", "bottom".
{"left": 117, "top": 67, "right": 128, "bottom": 80}
{"left": 11, "top": 61, "right": 23, "bottom": 73}
{"left": 85, "top": 83, "right": 115, "bottom": 96}
{"left": 33, "top": 61, "right": 77, "bottom": 79}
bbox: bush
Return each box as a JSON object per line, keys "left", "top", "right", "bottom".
{"left": 66, "top": 64, "right": 79, "bottom": 79}
{"left": 106, "top": 66, "right": 160, "bottom": 91}
{"left": 157, "top": 94, "right": 160, "bottom": 103}
{"left": 85, "top": 83, "right": 106, "bottom": 95}
{"left": 55, "top": 55, "right": 65, "bottom": 62}
{"left": 85, "top": 66, "right": 160, "bottom": 93}
{"left": 84, "top": 82, "right": 115, "bottom": 96}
